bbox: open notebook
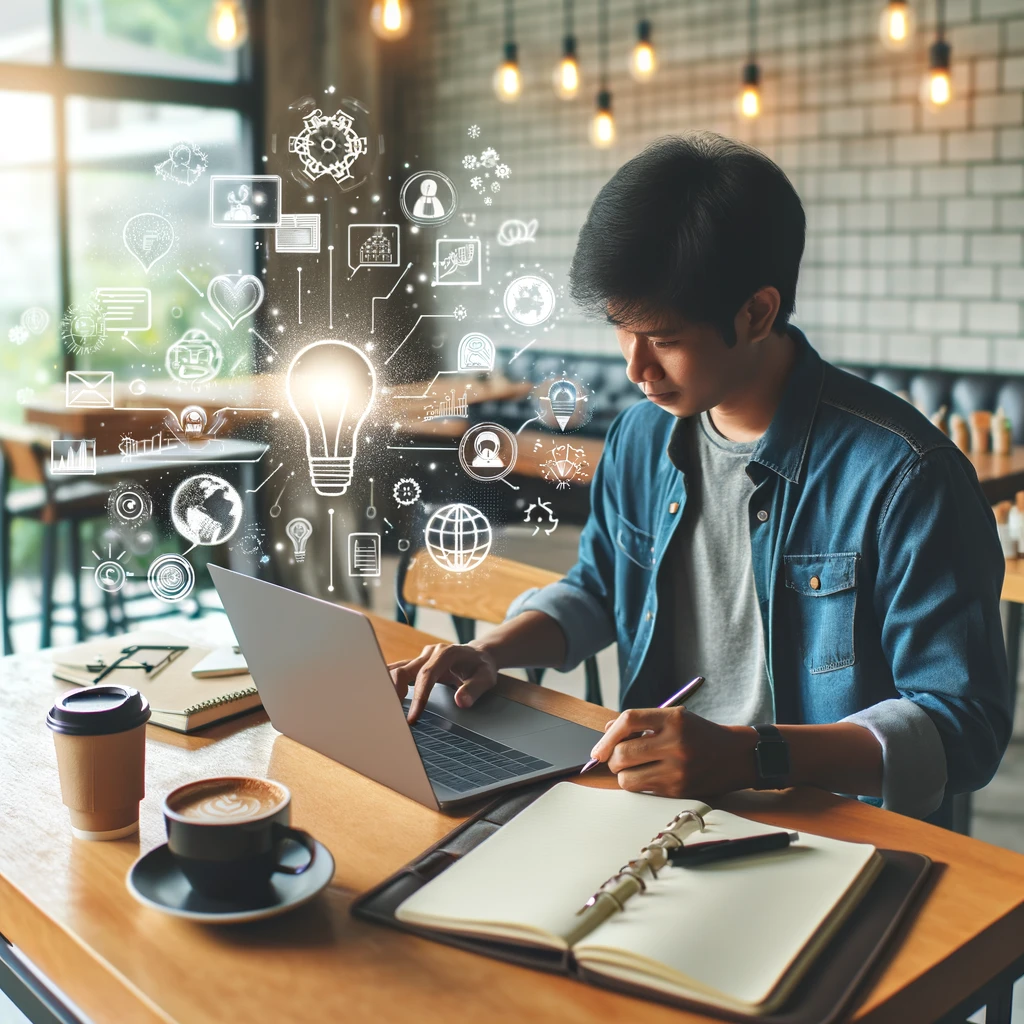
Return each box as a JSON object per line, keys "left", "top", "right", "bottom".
{"left": 394, "top": 783, "right": 882, "bottom": 1017}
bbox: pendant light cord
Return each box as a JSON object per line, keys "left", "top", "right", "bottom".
{"left": 748, "top": 0, "right": 758, "bottom": 64}
{"left": 936, "top": 0, "right": 946, "bottom": 40}
{"left": 598, "top": 0, "right": 609, "bottom": 90}
{"left": 563, "top": 0, "right": 573, "bottom": 37}
{"left": 504, "top": 0, "right": 515, "bottom": 45}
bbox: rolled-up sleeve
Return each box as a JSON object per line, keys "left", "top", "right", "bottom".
{"left": 506, "top": 416, "right": 627, "bottom": 671}
{"left": 871, "top": 445, "right": 1012, "bottom": 810}
{"left": 842, "top": 698, "right": 947, "bottom": 818}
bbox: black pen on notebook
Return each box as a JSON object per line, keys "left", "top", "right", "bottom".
{"left": 579, "top": 675, "right": 706, "bottom": 775}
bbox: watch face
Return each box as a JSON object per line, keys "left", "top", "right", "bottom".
{"left": 757, "top": 740, "right": 790, "bottom": 779}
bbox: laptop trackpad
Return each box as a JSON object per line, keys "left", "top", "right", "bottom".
{"left": 424, "top": 686, "right": 600, "bottom": 756}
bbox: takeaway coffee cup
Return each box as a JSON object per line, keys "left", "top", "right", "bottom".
{"left": 163, "top": 777, "right": 317, "bottom": 899}
{"left": 46, "top": 686, "right": 150, "bottom": 840}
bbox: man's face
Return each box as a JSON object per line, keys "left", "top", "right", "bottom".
{"left": 613, "top": 308, "right": 753, "bottom": 420}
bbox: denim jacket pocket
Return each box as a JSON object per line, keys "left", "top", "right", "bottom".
{"left": 783, "top": 552, "right": 859, "bottom": 674}
{"left": 615, "top": 514, "right": 657, "bottom": 570}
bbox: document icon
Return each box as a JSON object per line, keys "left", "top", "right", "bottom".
{"left": 66, "top": 371, "right": 114, "bottom": 408}
{"left": 275, "top": 213, "right": 321, "bottom": 253}
{"left": 348, "top": 533, "right": 381, "bottom": 577}
{"left": 95, "top": 288, "right": 152, "bottom": 332}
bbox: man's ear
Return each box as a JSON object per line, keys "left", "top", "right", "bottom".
{"left": 733, "top": 287, "right": 782, "bottom": 345}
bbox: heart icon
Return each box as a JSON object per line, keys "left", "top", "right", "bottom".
{"left": 207, "top": 273, "right": 265, "bottom": 330}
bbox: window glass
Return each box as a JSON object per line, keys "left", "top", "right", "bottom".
{"left": 0, "top": 92, "right": 58, "bottom": 426}
{"left": 66, "top": 96, "right": 254, "bottom": 384}
{"left": 0, "top": 0, "right": 52, "bottom": 64}
{"left": 62, "top": 0, "right": 243, "bottom": 82}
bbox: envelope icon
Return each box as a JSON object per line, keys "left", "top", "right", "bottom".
{"left": 66, "top": 371, "right": 114, "bottom": 408}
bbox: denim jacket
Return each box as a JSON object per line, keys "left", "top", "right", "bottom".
{"left": 512, "top": 329, "right": 1012, "bottom": 821}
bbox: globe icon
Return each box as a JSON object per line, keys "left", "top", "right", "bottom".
{"left": 424, "top": 503, "right": 492, "bottom": 573}
{"left": 170, "top": 473, "right": 243, "bottom": 546}
{"left": 503, "top": 274, "right": 556, "bottom": 327}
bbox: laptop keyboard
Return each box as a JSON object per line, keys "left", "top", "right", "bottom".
{"left": 405, "top": 705, "right": 553, "bottom": 794}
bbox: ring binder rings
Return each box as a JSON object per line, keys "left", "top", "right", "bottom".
{"left": 577, "top": 807, "right": 706, "bottom": 915}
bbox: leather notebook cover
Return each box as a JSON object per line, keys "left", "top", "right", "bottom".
{"left": 351, "top": 783, "right": 931, "bottom": 1024}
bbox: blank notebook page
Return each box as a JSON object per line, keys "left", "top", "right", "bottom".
{"left": 395, "top": 783, "right": 713, "bottom": 947}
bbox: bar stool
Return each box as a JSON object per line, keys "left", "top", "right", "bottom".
{"left": 0, "top": 425, "right": 111, "bottom": 653}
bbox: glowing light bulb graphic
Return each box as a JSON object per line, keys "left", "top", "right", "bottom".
{"left": 286, "top": 340, "right": 377, "bottom": 497}
{"left": 286, "top": 517, "right": 312, "bottom": 562}
{"left": 549, "top": 379, "right": 578, "bottom": 431}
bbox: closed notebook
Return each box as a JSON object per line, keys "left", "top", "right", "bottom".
{"left": 50, "top": 630, "right": 261, "bottom": 733}
{"left": 395, "top": 782, "right": 882, "bottom": 1018}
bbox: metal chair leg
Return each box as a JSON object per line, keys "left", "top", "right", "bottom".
{"left": 0, "top": 498, "right": 11, "bottom": 656}
{"left": 584, "top": 656, "right": 603, "bottom": 706}
{"left": 39, "top": 520, "right": 57, "bottom": 649}
{"left": 451, "top": 616, "right": 475, "bottom": 645}
{"left": 68, "top": 521, "right": 85, "bottom": 642}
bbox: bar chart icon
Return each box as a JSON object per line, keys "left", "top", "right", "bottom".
{"left": 348, "top": 532, "right": 381, "bottom": 577}
{"left": 51, "top": 439, "right": 97, "bottom": 475}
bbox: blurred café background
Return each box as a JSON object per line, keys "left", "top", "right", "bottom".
{"left": 2, "top": 0, "right": 1024, "bottom": 853}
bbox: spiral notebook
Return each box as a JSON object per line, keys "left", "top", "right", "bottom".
{"left": 391, "top": 783, "right": 888, "bottom": 1018}
{"left": 50, "top": 630, "right": 262, "bottom": 733}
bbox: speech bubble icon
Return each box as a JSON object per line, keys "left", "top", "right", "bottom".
{"left": 123, "top": 213, "right": 174, "bottom": 273}
{"left": 207, "top": 273, "right": 265, "bottom": 329}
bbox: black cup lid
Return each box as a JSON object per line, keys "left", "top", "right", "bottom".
{"left": 46, "top": 685, "right": 151, "bottom": 736}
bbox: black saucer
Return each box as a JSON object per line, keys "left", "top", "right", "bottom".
{"left": 127, "top": 839, "right": 335, "bottom": 924}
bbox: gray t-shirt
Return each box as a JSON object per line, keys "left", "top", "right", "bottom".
{"left": 664, "top": 411, "right": 774, "bottom": 725}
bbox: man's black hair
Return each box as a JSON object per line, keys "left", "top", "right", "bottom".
{"left": 569, "top": 132, "right": 806, "bottom": 344}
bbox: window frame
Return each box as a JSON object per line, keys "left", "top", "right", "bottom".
{"left": 0, "top": 0, "right": 265, "bottom": 372}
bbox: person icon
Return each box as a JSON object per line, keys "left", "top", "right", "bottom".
{"left": 412, "top": 178, "right": 446, "bottom": 220}
{"left": 471, "top": 430, "right": 505, "bottom": 469}
{"left": 155, "top": 143, "right": 206, "bottom": 186}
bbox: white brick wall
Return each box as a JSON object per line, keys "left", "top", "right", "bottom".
{"left": 406, "top": 0, "right": 1024, "bottom": 371}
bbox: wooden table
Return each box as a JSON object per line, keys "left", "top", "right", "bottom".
{"left": 968, "top": 447, "right": 1024, "bottom": 503}
{"left": 3, "top": 614, "right": 1024, "bottom": 1024}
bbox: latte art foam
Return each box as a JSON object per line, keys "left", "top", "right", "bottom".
{"left": 189, "top": 792, "right": 264, "bottom": 820}
{"left": 170, "top": 779, "right": 284, "bottom": 823}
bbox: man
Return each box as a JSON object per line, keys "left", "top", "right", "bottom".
{"left": 390, "top": 132, "right": 1011, "bottom": 825}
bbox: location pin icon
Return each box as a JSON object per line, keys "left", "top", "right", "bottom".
{"left": 548, "top": 380, "right": 578, "bottom": 431}
{"left": 123, "top": 213, "right": 174, "bottom": 273}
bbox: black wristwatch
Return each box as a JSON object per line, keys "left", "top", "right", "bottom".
{"left": 751, "top": 724, "right": 790, "bottom": 790}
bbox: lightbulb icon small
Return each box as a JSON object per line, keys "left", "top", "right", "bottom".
{"left": 286, "top": 339, "right": 377, "bottom": 497}
{"left": 548, "top": 380, "right": 578, "bottom": 431}
{"left": 286, "top": 518, "right": 313, "bottom": 563}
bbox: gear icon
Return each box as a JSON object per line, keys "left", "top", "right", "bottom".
{"left": 393, "top": 477, "right": 422, "bottom": 507}
{"left": 288, "top": 108, "right": 368, "bottom": 186}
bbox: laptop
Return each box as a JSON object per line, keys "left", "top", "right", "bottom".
{"left": 208, "top": 566, "right": 603, "bottom": 811}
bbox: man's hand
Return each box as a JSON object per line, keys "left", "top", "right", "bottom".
{"left": 588, "top": 707, "right": 756, "bottom": 798}
{"left": 388, "top": 642, "right": 499, "bottom": 723}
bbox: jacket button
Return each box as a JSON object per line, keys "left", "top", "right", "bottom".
{"left": 645, "top": 611, "right": 653, "bottom": 622}
{"left": 756, "top": 510, "right": 768, "bottom": 522}
{"left": 810, "top": 576, "right": 821, "bottom": 590}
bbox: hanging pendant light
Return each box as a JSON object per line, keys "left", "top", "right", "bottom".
{"left": 630, "top": 14, "right": 656, "bottom": 82}
{"left": 879, "top": 0, "right": 915, "bottom": 50}
{"left": 591, "top": 0, "right": 615, "bottom": 147}
{"left": 554, "top": 0, "right": 581, "bottom": 100}
{"left": 737, "top": 0, "right": 761, "bottom": 118}
{"left": 921, "top": 0, "right": 952, "bottom": 107}
{"left": 207, "top": 0, "right": 248, "bottom": 50}
{"left": 370, "top": 0, "right": 413, "bottom": 41}
{"left": 495, "top": 0, "right": 522, "bottom": 102}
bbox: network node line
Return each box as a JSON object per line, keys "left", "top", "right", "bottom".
{"left": 383, "top": 313, "right": 456, "bottom": 366}
{"left": 370, "top": 262, "right": 412, "bottom": 335}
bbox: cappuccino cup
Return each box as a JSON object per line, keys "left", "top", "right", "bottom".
{"left": 163, "top": 777, "right": 316, "bottom": 899}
